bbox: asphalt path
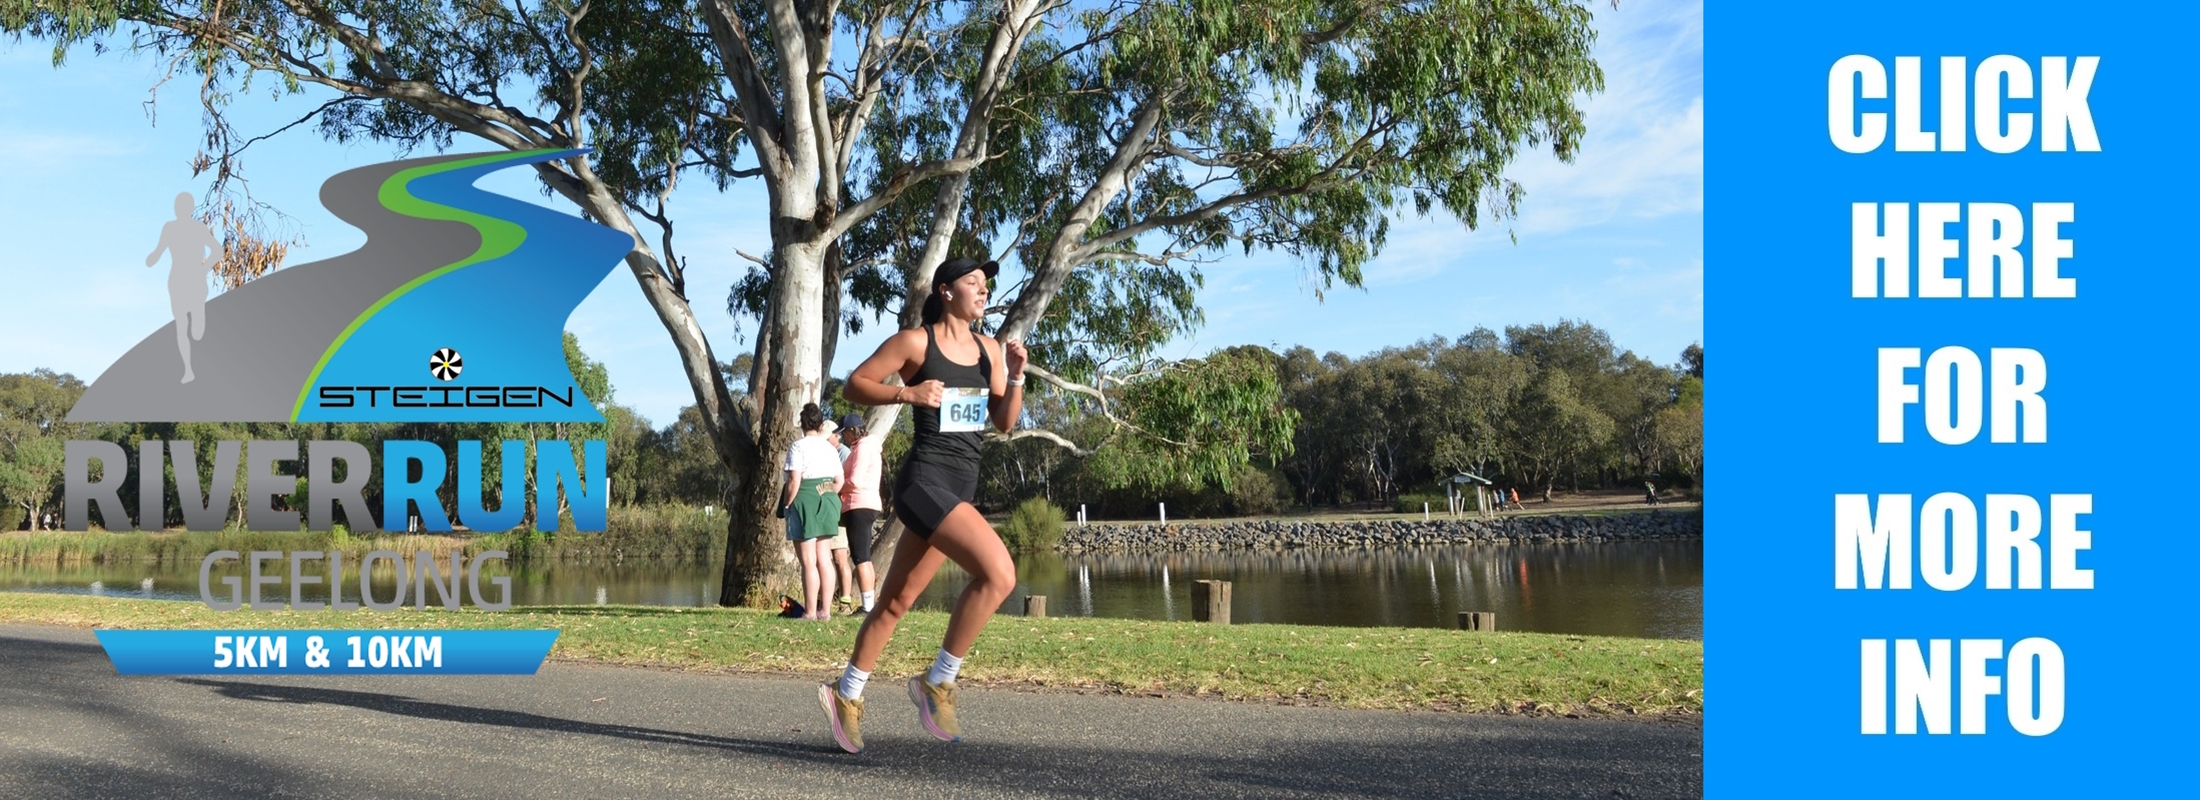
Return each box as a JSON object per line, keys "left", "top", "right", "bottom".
{"left": 0, "top": 624, "right": 1700, "bottom": 799}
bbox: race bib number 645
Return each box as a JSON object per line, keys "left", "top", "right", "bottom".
{"left": 939, "top": 387, "right": 988, "bottom": 432}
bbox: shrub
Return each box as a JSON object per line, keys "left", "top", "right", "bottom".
{"left": 1226, "top": 466, "right": 1288, "bottom": 517}
{"left": 0, "top": 506, "right": 21, "bottom": 532}
{"left": 1392, "top": 491, "right": 1450, "bottom": 515}
{"left": 998, "top": 497, "right": 1065, "bottom": 552}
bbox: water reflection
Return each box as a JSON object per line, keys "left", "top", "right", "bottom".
{"left": 914, "top": 540, "right": 1702, "bottom": 639}
{"left": 1, "top": 539, "right": 1700, "bottom": 638}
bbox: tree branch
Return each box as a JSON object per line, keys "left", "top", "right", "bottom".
{"left": 984, "top": 427, "right": 1094, "bottom": 457}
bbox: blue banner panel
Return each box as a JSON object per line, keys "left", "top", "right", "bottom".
{"left": 1710, "top": 1, "right": 2191, "bottom": 796}
{"left": 95, "top": 630, "right": 559, "bottom": 675}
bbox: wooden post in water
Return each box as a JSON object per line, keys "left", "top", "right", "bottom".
{"left": 1192, "top": 580, "right": 1232, "bottom": 624}
{"left": 1458, "top": 611, "right": 1497, "bottom": 631}
{"left": 1025, "top": 595, "right": 1047, "bottom": 618}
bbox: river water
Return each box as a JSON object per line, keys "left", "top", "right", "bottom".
{"left": 2, "top": 539, "right": 1700, "bottom": 639}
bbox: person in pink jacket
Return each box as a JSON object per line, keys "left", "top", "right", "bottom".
{"left": 836, "top": 412, "right": 884, "bottom": 612}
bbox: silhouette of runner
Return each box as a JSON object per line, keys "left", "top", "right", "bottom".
{"left": 145, "top": 192, "right": 223, "bottom": 384}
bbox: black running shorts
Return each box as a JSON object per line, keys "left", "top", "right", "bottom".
{"left": 891, "top": 462, "right": 979, "bottom": 539}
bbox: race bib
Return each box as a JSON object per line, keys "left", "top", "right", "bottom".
{"left": 938, "top": 387, "right": 989, "bottom": 432}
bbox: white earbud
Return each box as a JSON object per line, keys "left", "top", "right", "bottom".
{"left": 944, "top": 291, "right": 953, "bottom": 300}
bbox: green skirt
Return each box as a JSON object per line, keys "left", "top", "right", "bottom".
{"left": 791, "top": 477, "right": 843, "bottom": 540}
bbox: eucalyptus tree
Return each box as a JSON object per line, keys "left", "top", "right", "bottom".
{"left": 5, "top": 0, "right": 1603, "bottom": 601}
{"left": 832, "top": 0, "right": 1604, "bottom": 492}
{"left": 1506, "top": 367, "right": 1612, "bottom": 501}
{"left": 1426, "top": 332, "right": 1529, "bottom": 482}
{"left": 0, "top": 371, "right": 87, "bottom": 530}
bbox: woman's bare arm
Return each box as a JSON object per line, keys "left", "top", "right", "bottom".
{"left": 984, "top": 336, "right": 1027, "bottom": 434}
{"left": 845, "top": 328, "right": 945, "bottom": 408}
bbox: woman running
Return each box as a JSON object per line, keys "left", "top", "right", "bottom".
{"left": 819, "top": 256, "right": 1026, "bottom": 754}
{"left": 781, "top": 402, "right": 844, "bottom": 620}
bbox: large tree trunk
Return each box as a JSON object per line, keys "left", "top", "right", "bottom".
{"left": 695, "top": 0, "right": 1044, "bottom": 604}
{"left": 717, "top": 238, "right": 830, "bottom": 605}
{"left": 821, "top": 243, "right": 843, "bottom": 387}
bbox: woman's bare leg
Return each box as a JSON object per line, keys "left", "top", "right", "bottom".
{"left": 847, "top": 526, "right": 945, "bottom": 672}
{"left": 833, "top": 548, "right": 854, "bottom": 601}
{"left": 799, "top": 539, "right": 827, "bottom": 619}
{"left": 922, "top": 504, "right": 1017, "bottom": 658}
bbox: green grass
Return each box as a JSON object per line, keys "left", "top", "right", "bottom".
{"left": 0, "top": 592, "right": 1701, "bottom": 717}
{"left": 1068, "top": 505, "right": 1699, "bottom": 527}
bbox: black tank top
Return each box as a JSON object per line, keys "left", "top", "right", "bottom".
{"left": 906, "top": 324, "right": 992, "bottom": 473}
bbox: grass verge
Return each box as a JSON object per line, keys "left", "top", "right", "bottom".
{"left": 0, "top": 592, "right": 1700, "bottom": 717}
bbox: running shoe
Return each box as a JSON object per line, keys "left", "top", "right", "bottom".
{"left": 908, "top": 676, "right": 960, "bottom": 742}
{"left": 819, "top": 682, "right": 864, "bottom": 753}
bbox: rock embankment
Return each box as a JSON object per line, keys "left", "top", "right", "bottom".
{"left": 1056, "top": 510, "right": 1701, "bottom": 552}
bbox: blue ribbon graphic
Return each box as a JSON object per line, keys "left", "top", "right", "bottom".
{"left": 95, "top": 629, "right": 559, "bottom": 675}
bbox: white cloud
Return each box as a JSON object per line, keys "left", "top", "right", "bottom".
{"left": 1501, "top": 0, "right": 1704, "bottom": 238}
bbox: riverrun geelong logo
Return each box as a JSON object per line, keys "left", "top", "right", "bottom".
{"left": 67, "top": 149, "right": 632, "bottom": 424}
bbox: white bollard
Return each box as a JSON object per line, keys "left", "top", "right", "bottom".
{"left": 1424, "top": 502, "right": 1430, "bottom": 521}
{"left": 1079, "top": 504, "right": 1087, "bottom": 527}
{"left": 1159, "top": 503, "right": 1167, "bottom": 525}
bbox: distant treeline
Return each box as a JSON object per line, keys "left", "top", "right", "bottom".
{"left": 974, "top": 321, "right": 1701, "bottom": 519}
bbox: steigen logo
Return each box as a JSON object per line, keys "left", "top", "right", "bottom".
{"left": 430, "top": 348, "right": 464, "bottom": 381}
{"left": 66, "top": 149, "right": 629, "bottom": 423}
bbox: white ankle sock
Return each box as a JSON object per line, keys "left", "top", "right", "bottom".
{"left": 838, "top": 664, "right": 870, "bottom": 701}
{"left": 927, "top": 648, "right": 964, "bottom": 686}
{"left": 861, "top": 591, "right": 875, "bottom": 612}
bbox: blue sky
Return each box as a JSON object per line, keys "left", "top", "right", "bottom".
{"left": 0, "top": 0, "right": 1700, "bottom": 427}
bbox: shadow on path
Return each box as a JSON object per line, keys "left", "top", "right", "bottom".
{"left": 177, "top": 677, "right": 833, "bottom": 763}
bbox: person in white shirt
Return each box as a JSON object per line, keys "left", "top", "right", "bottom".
{"left": 780, "top": 403, "right": 844, "bottom": 620}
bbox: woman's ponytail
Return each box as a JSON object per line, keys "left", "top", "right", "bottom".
{"left": 920, "top": 290, "right": 944, "bottom": 325}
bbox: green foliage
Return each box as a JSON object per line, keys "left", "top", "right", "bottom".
{"left": 975, "top": 322, "right": 1701, "bottom": 520}
{"left": 1225, "top": 465, "right": 1288, "bottom": 517}
{"left": 1507, "top": 368, "right": 1615, "bottom": 499}
{"left": 827, "top": 0, "right": 1605, "bottom": 384}
{"left": 1655, "top": 378, "right": 1704, "bottom": 490}
{"left": 1392, "top": 491, "right": 1449, "bottom": 515}
{"left": 1084, "top": 345, "right": 1297, "bottom": 493}
{"left": 1273, "top": 327, "right": 1699, "bottom": 509}
{"left": 0, "top": 506, "right": 21, "bottom": 532}
{"left": 998, "top": 497, "right": 1065, "bottom": 552}
{"left": 564, "top": 332, "right": 614, "bottom": 408}
{"left": 0, "top": 369, "right": 87, "bottom": 529}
